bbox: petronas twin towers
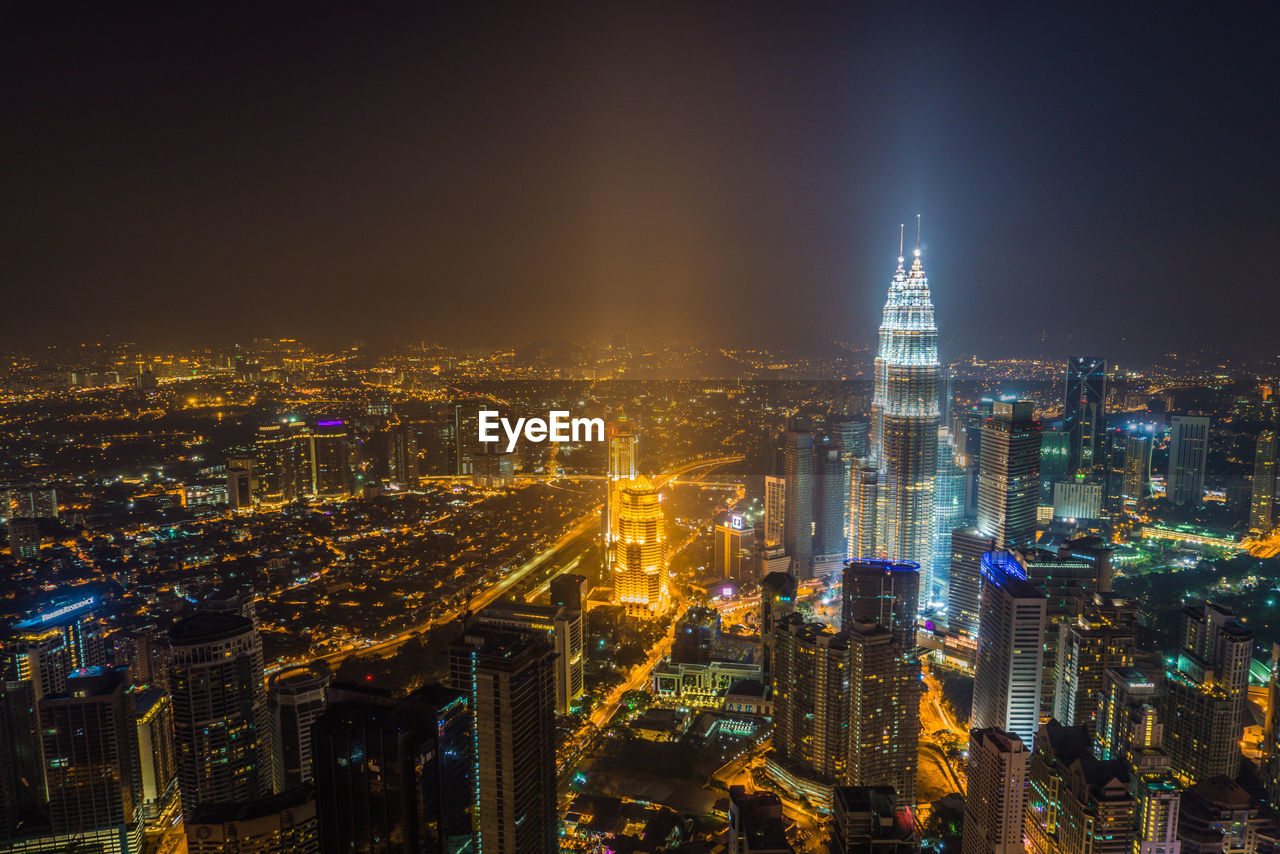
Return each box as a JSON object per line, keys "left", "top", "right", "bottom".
{"left": 867, "top": 238, "right": 941, "bottom": 609}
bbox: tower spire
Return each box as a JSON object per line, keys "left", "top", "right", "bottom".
{"left": 915, "top": 214, "right": 921, "bottom": 257}
{"left": 899, "top": 223, "right": 904, "bottom": 259}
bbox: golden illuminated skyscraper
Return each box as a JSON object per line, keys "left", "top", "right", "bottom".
{"left": 613, "top": 476, "right": 667, "bottom": 616}
{"left": 604, "top": 419, "right": 638, "bottom": 563}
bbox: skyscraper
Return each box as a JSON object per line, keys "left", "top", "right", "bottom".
{"left": 849, "top": 466, "right": 878, "bottom": 561}
{"left": 971, "top": 552, "right": 1047, "bottom": 747}
{"left": 1250, "top": 429, "right": 1277, "bottom": 532}
{"left": 168, "top": 612, "right": 271, "bottom": 812}
{"left": 135, "top": 688, "right": 179, "bottom": 827}
{"left": 1121, "top": 426, "right": 1155, "bottom": 505}
{"left": 758, "top": 570, "right": 797, "bottom": 684}
{"left": 933, "top": 428, "right": 966, "bottom": 599}
{"left": 313, "top": 683, "right": 471, "bottom": 854}
{"left": 841, "top": 559, "right": 920, "bottom": 651}
{"left": 1166, "top": 415, "right": 1210, "bottom": 506}
{"left": 844, "top": 620, "right": 919, "bottom": 809}
{"left": 1063, "top": 357, "right": 1107, "bottom": 479}
{"left": 310, "top": 419, "right": 352, "bottom": 499}
{"left": 976, "top": 401, "right": 1042, "bottom": 549}
{"left": 38, "top": 667, "right": 143, "bottom": 847}
{"left": 962, "top": 728, "right": 1028, "bottom": 854}
{"left": 1039, "top": 429, "right": 1070, "bottom": 507}
{"left": 763, "top": 475, "right": 786, "bottom": 547}
{"left": 768, "top": 614, "right": 850, "bottom": 786}
{"left": 870, "top": 241, "right": 940, "bottom": 608}
{"left": 450, "top": 626, "right": 557, "bottom": 854}
{"left": 269, "top": 666, "right": 329, "bottom": 792}
{"left": 1051, "top": 593, "right": 1137, "bottom": 734}
{"left": 1162, "top": 602, "right": 1252, "bottom": 785}
{"left": 613, "top": 475, "right": 667, "bottom": 617}
{"left": 604, "top": 419, "right": 638, "bottom": 564}
{"left": 783, "top": 430, "right": 816, "bottom": 576}
{"left": 947, "top": 526, "right": 994, "bottom": 639}
{"left": 476, "top": 600, "right": 584, "bottom": 714}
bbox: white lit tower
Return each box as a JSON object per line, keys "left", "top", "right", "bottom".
{"left": 870, "top": 222, "right": 941, "bottom": 609}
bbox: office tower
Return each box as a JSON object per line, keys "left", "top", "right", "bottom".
{"left": 1251, "top": 429, "right": 1278, "bottom": 532}
{"left": 0, "top": 679, "right": 42, "bottom": 838}
{"left": 1166, "top": 415, "right": 1210, "bottom": 506}
{"left": 933, "top": 428, "right": 966, "bottom": 599}
{"left": 962, "top": 729, "right": 1028, "bottom": 854}
{"left": 763, "top": 475, "right": 786, "bottom": 547}
{"left": 387, "top": 424, "right": 419, "bottom": 488}
{"left": 135, "top": 688, "right": 179, "bottom": 826}
{"left": 714, "top": 511, "right": 756, "bottom": 582}
{"left": 956, "top": 401, "right": 994, "bottom": 519}
{"left": 947, "top": 527, "right": 993, "bottom": 639}
{"left": 1026, "top": 721, "right": 1135, "bottom": 854}
{"left": 727, "top": 786, "right": 790, "bottom": 854}
{"left": 168, "top": 612, "right": 271, "bottom": 812}
{"left": 977, "top": 401, "right": 1042, "bottom": 549}
{"left": 310, "top": 420, "right": 352, "bottom": 498}
{"left": 612, "top": 476, "right": 667, "bottom": 617}
{"left": 1063, "top": 357, "right": 1107, "bottom": 479}
{"left": 871, "top": 245, "right": 940, "bottom": 603}
{"left": 604, "top": 419, "right": 638, "bottom": 563}
{"left": 1163, "top": 602, "right": 1252, "bottom": 785}
{"left": 845, "top": 620, "right": 919, "bottom": 808}
{"left": 758, "top": 571, "right": 797, "bottom": 684}
{"left": 841, "top": 559, "right": 919, "bottom": 651}
{"left": 769, "top": 614, "right": 850, "bottom": 785}
{"left": 849, "top": 466, "right": 879, "bottom": 560}
{"left": 7, "top": 595, "right": 109, "bottom": 700}
{"left": 450, "top": 627, "right": 557, "bottom": 854}
{"left": 254, "top": 420, "right": 310, "bottom": 504}
{"left": 1121, "top": 427, "right": 1155, "bottom": 505}
{"left": 476, "top": 600, "right": 584, "bottom": 714}
{"left": 549, "top": 573, "right": 587, "bottom": 613}
{"left": 313, "top": 683, "right": 471, "bottom": 854}
{"left": 38, "top": 666, "right": 143, "bottom": 846}
{"left": 672, "top": 606, "right": 721, "bottom": 666}
{"left": 783, "top": 430, "right": 816, "bottom": 576}
{"left": 1039, "top": 429, "right": 1070, "bottom": 507}
{"left": 269, "top": 667, "right": 329, "bottom": 792}
{"left": 7, "top": 519, "right": 39, "bottom": 560}
{"left": 1052, "top": 594, "right": 1136, "bottom": 734}
{"left": 227, "top": 464, "right": 253, "bottom": 509}
{"left": 185, "top": 787, "right": 319, "bottom": 854}
{"left": 816, "top": 442, "right": 849, "bottom": 560}
{"left": 971, "top": 552, "right": 1046, "bottom": 746}
{"left": 830, "top": 786, "right": 915, "bottom": 854}
{"left": 1177, "top": 779, "right": 1256, "bottom": 854}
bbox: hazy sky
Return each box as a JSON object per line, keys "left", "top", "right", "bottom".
{"left": 2, "top": 1, "right": 1276, "bottom": 359}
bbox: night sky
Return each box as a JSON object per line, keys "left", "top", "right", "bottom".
{"left": 2, "top": 1, "right": 1276, "bottom": 359}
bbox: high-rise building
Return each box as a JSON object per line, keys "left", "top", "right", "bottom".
{"left": 1177, "top": 778, "right": 1256, "bottom": 854}
{"left": 253, "top": 420, "right": 311, "bottom": 504}
{"left": 1250, "top": 429, "right": 1278, "bottom": 533}
{"left": 0, "top": 679, "right": 42, "bottom": 839}
{"left": 830, "top": 786, "right": 915, "bottom": 854}
{"left": 1166, "top": 415, "right": 1210, "bottom": 506}
{"left": 933, "top": 428, "right": 966, "bottom": 601}
{"left": 268, "top": 666, "right": 329, "bottom": 792}
{"left": 962, "top": 728, "right": 1028, "bottom": 854}
{"left": 763, "top": 475, "right": 786, "bottom": 548}
{"left": 38, "top": 666, "right": 143, "bottom": 845}
{"left": 1051, "top": 478, "right": 1104, "bottom": 521}
{"left": 1052, "top": 593, "right": 1137, "bottom": 734}
{"left": 1121, "top": 426, "right": 1155, "bottom": 506}
{"left": 841, "top": 559, "right": 919, "bottom": 651}
{"left": 946, "top": 527, "right": 994, "bottom": 639}
{"left": 715, "top": 511, "right": 756, "bottom": 582}
{"left": 844, "top": 621, "right": 919, "bottom": 809}
{"left": 1162, "top": 602, "right": 1252, "bottom": 785}
{"left": 672, "top": 606, "right": 721, "bottom": 666}
{"left": 976, "top": 401, "right": 1042, "bottom": 549}
{"left": 313, "top": 683, "right": 471, "bottom": 854}
{"left": 1026, "top": 721, "right": 1135, "bottom": 854}
{"left": 727, "top": 786, "right": 791, "bottom": 854}
{"left": 849, "top": 466, "right": 879, "bottom": 561}
{"left": 604, "top": 419, "right": 638, "bottom": 563}
{"left": 769, "top": 614, "right": 850, "bottom": 787}
{"left": 870, "top": 244, "right": 940, "bottom": 605}
{"left": 310, "top": 420, "right": 352, "bottom": 499}
{"left": 7, "top": 519, "right": 40, "bottom": 560}
{"left": 613, "top": 476, "right": 668, "bottom": 617}
{"left": 758, "top": 571, "right": 797, "bottom": 685}
{"left": 168, "top": 612, "right": 271, "bottom": 812}
{"left": 449, "top": 627, "right": 557, "bottom": 854}
{"left": 816, "top": 442, "right": 849, "bottom": 561}
{"left": 134, "top": 688, "right": 179, "bottom": 827}
{"left": 1039, "top": 429, "right": 1070, "bottom": 508}
{"left": 7, "top": 595, "right": 109, "bottom": 701}
{"left": 971, "top": 552, "right": 1046, "bottom": 747}
{"left": 387, "top": 424, "right": 420, "bottom": 488}
{"left": 783, "top": 430, "right": 816, "bottom": 576}
{"left": 476, "top": 600, "right": 584, "bottom": 714}
{"left": 549, "top": 573, "right": 587, "bottom": 613}
{"left": 1063, "top": 357, "right": 1107, "bottom": 479}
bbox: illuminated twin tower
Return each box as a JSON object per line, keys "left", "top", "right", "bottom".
{"left": 605, "top": 420, "right": 669, "bottom": 617}
{"left": 865, "top": 226, "right": 941, "bottom": 605}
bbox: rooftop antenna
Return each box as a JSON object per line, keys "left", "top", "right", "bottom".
{"left": 914, "top": 214, "right": 921, "bottom": 257}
